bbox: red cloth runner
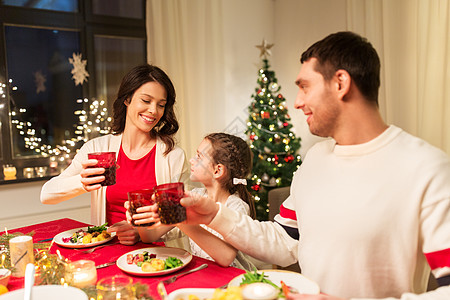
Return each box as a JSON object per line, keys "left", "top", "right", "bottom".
{"left": 2, "top": 218, "right": 245, "bottom": 298}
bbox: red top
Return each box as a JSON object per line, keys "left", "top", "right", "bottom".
{"left": 106, "top": 144, "right": 157, "bottom": 225}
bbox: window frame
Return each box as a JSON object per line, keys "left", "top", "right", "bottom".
{"left": 0, "top": 0, "right": 146, "bottom": 183}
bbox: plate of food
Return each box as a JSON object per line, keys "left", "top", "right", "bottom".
{"left": 228, "top": 269, "right": 320, "bottom": 295}
{"left": 116, "top": 247, "right": 192, "bottom": 276}
{"left": 53, "top": 224, "right": 115, "bottom": 249}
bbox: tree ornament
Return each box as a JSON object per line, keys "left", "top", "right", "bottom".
{"left": 285, "top": 155, "right": 294, "bottom": 163}
{"left": 283, "top": 122, "right": 289, "bottom": 127}
{"left": 255, "top": 39, "right": 274, "bottom": 58}
{"left": 261, "top": 111, "right": 270, "bottom": 119}
{"left": 251, "top": 184, "right": 261, "bottom": 191}
{"left": 269, "top": 177, "right": 277, "bottom": 186}
{"left": 264, "top": 146, "right": 271, "bottom": 154}
{"left": 269, "top": 82, "right": 279, "bottom": 92}
{"left": 277, "top": 94, "right": 283, "bottom": 99}
{"left": 261, "top": 173, "right": 270, "bottom": 182}
{"left": 274, "top": 154, "right": 279, "bottom": 165}
{"left": 250, "top": 134, "right": 256, "bottom": 141}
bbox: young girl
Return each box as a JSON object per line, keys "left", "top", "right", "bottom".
{"left": 41, "top": 64, "right": 189, "bottom": 245}
{"left": 127, "top": 132, "right": 257, "bottom": 270}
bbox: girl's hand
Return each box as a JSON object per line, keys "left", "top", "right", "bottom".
{"left": 80, "top": 159, "right": 105, "bottom": 191}
{"left": 124, "top": 200, "right": 160, "bottom": 227}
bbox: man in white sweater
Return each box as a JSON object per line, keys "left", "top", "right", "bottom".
{"left": 180, "top": 32, "right": 450, "bottom": 300}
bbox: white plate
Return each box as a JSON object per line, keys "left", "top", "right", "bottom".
{"left": 0, "top": 285, "right": 88, "bottom": 300}
{"left": 53, "top": 227, "right": 115, "bottom": 249}
{"left": 116, "top": 247, "right": 192, "bottom": 276}
{"left": 229, "top": 269, "right": 320, "bottom": 294}
{"left": 168, "top": 288, "right": 216, "bottom": 300}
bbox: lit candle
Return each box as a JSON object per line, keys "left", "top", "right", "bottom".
{"left": 9, "top": 235, "right": 34, "bottom": 277}
{"left": 3, "top": 165, "right": 16, "bottom": 179}
{"left": 68, "top": 260, "right": 97, "bottom": 288}
{"left": 23, "top": 167, "right": 34, "bottom": 178}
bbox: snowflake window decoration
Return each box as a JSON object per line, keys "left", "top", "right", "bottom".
{"left": 68, "top": 53, "right": 89, "bottom": 86}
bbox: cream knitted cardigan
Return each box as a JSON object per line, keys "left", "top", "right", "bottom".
{"left": 40, "top": 134, "right": 189, "bottom": 225}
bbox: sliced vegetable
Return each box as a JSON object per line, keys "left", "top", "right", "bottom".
{"left": 280, "top": 281, "right": 290, "bottom": 298}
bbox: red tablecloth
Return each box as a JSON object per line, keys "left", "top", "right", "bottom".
{"left": 2, "top": 218, "right": 246, "bottom": 298}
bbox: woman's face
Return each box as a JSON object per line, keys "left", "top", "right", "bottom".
{"left": 189, "top": 138, "right": 216, "bottom": 184}
{"left": 125, "top": 81, "right": 167, "bottom": 134}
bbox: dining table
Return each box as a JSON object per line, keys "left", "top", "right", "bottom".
{"left": 2, "top": 218, "right": 246, "bottom": 298}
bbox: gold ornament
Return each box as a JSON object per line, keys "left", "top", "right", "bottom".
{"left": 255, "top": 39, "right": 274, "bottom": 58}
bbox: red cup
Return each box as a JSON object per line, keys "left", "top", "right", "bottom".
{"left": 154, "top": 182, "right": 186, "bottom": 224}
{"left": 87, "top": 152, "right": 116, "bottom": 186}
{"left": 128, "top": 189, "right": 155, "bottom": 227}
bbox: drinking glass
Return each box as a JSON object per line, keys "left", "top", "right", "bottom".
{"left": 96, "top": 275, "right": 134, "bottom": 300}
{"left": 154, "top": 182, "right": 186, "bottom": 224}
{"left": 128, "top": 189, "right": 155, "bottom": 227}
{"left": 88, "top": 152, "right": 116, "bottom": 186}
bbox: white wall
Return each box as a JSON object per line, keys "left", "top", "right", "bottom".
{"left": 0, "top": 181, "right": 90, "bottom": 229}
{"left": 273, "top": 0, "right": 347, "bottom": 158}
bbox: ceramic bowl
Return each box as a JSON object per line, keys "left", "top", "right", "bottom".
{"left": 0, "top": 269, "right": 11, "bottom": 286}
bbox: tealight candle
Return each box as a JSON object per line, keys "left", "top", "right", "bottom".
{"left": 68, "top": 260, "right": 97, "bottom": 288}
{"left": 3, "top": 165, "right": 16, "bottom": 180}
{"left": 23, "top": 167, "right": 34, "bottom": 178}
{"left": 34, "top": 166, "right": 48, "bottom": 177}
{"left": 9, "top": 235, "right": 34, "bottom": 277}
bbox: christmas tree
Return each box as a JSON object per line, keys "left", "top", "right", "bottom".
{"left": 246, "top": 40, "right": 302, "bottom": 220}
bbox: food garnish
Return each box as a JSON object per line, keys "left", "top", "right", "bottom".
{"left": 126, "top": 251, "right": 183, "bottom": 272}
{"left": 240, "top": 269, "right": 279, "bottom": 289}
{"left": 62, "top": 223, "right": 111, "bottom": 244}
{"left": 240, "top": 269, "right": 298, "bottom": 298}
{"left": 280, "top": 281, "right": 290, "bottom": 298}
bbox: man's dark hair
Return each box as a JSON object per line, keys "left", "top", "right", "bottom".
{"left": 301, "top": 31, "right": 381, "bottom": 105}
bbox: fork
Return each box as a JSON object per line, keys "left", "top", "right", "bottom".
{"left": 162, "top": 263, "right": 208, "bottom": 284}
{"left": 76, "top": 241, "right": 119, "bottom": 254}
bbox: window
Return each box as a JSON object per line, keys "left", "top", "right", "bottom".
{"left": 0, "top": 0, "right": 146, "bottom": 183}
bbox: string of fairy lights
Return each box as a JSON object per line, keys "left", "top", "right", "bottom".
{"left": 1, "top": 79, "right": 111, "bottom": 163}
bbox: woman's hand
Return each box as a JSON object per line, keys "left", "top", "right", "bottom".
{"left": 80, "top": 159, "right": 105, "bottom": 191}
{"left": 124, "top": 201, "right": 160, "bottom": 227}
{"left": 107, "top": 221, "right": 140, "bottom": 245}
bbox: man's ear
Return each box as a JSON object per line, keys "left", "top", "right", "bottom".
{"left": 335, "top": 69, "right": 351, "bottom": 100}
{"left": 213, "top": 163, "right": 226, "bottom": 179}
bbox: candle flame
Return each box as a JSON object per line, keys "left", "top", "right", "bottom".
{"left": 4, "top": 228, "right": 8, "bottom": 235}
{"left": 1, "top": 253, "right": 5, "bottom": 268}
{"left": 56, "top": 249, "right": 63, "bottom": 259}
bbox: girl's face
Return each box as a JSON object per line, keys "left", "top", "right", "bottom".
{"left": 125, "top": 81, "right": 167, "bottom": 134}
{"left": 189, "top": 139, "right": 216, "bottom": 184}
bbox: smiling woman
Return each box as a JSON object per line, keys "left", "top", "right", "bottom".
{"left": 40, "top": 64, "right": 190, "bottom": 247}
